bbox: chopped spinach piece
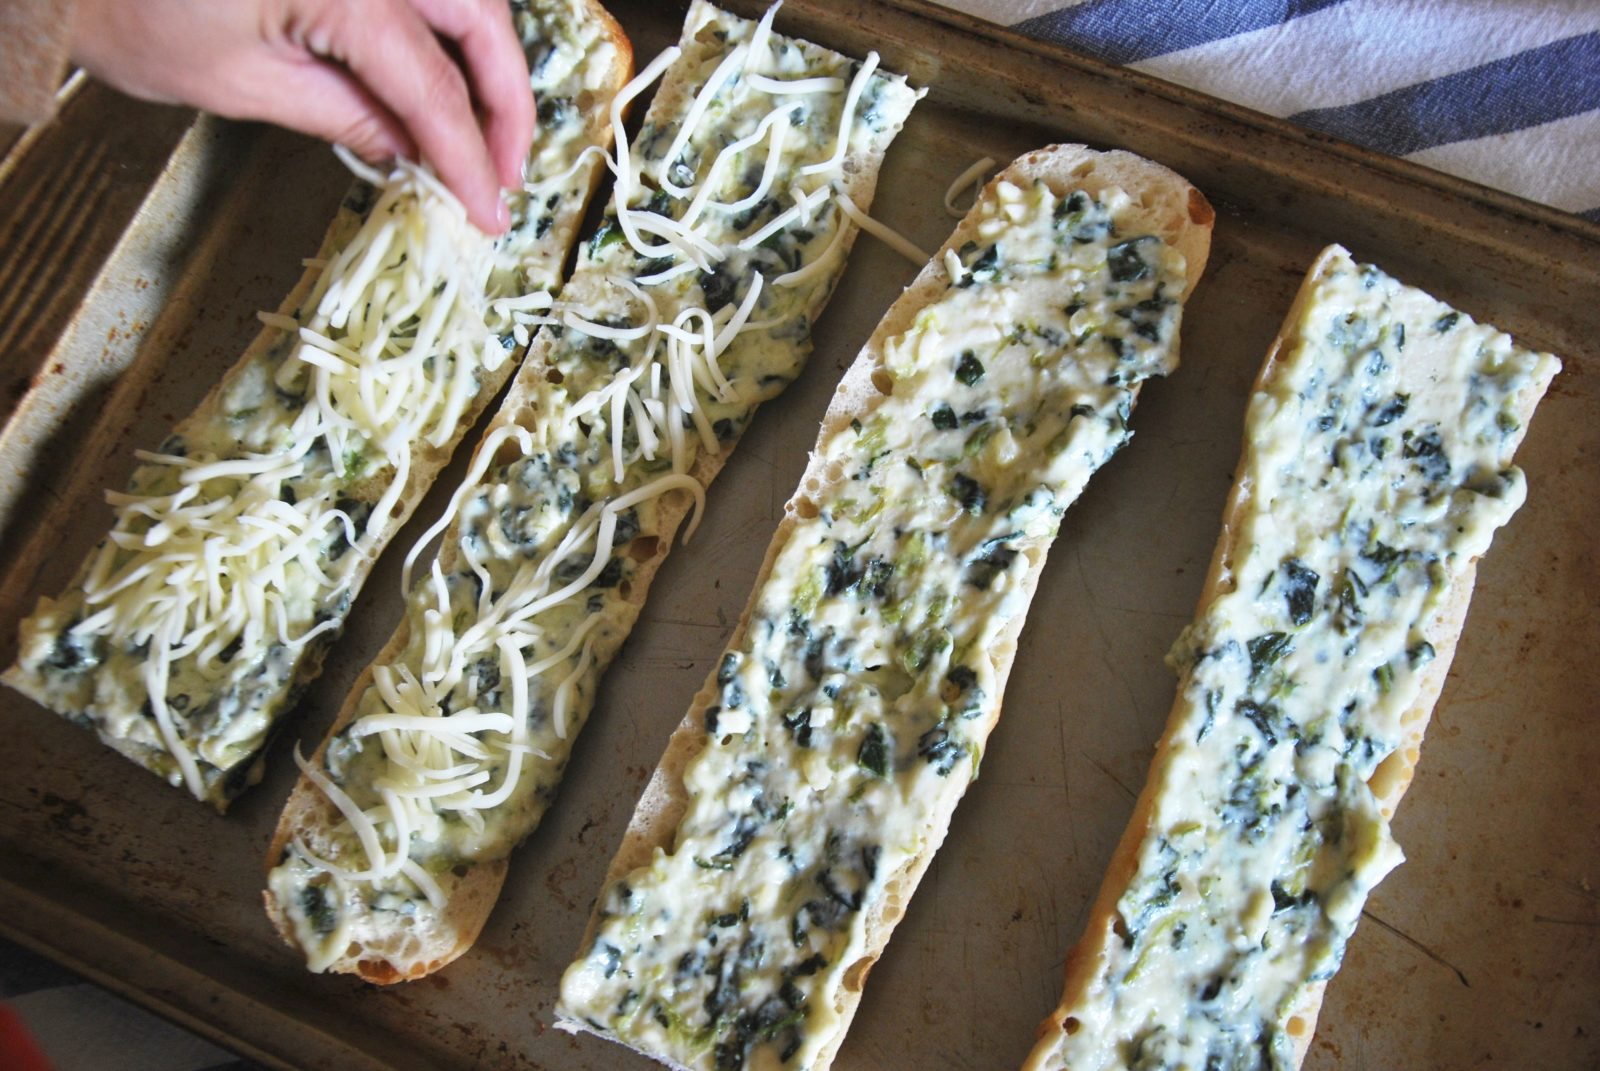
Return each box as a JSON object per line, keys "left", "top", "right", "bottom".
{"left": 1402, "top": 427, "right": 1450, "bottom": 481}
{"left": 1370, "top": 393, "right": 1409, "bottom": 427}
{"left": 1107, "top": 238, "right": 1153, "bottom": 282}
{"left": 918, "top": 724, "right": 965, "bottom": 774}
{"left": 945, "top": 665, "right": 978, "bottom": 693}
{"left": 1246, "top": 632, "right": 1293, "bottom": 681}
{"left": 698, "top": 267, "right": 738, "bottom": 312}
{"left": 955, "top": 350, "right": 985, "bottom": 386}
{"left": 299, "top": 884, "right": 339, "bottom": 935}
{"left": 858, "top": 723, "right": 889, "bottom": 777}
{"left": 1236, "top": 698, "right": 1282, "bottom": 747}
{"left": 964, "top": 543, "right": 1017, "bottom": 590}
{"left": 948, "top": 473, "right": 986, "bottom": 514}
{"left": 1280, "top": 558, "right": 1320, "bottom": 627}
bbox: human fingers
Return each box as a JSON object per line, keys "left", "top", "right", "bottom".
{"left": 409, "top": 0, "right": 535, "bottom": 189}
{"left": 240, "top": 55, "right": 418, "bottom": 166}
{"left": 292, "top": 0, "right": 507, "bottom": 231}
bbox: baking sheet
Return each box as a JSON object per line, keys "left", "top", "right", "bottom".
{"left": 1, "top": 2, "right": 1596, "bottom": 1068}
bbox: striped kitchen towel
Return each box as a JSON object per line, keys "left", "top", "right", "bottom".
{"left": 935, "top": 0, "right": 1600, "bottom": 222}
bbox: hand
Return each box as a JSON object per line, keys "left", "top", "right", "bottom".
{"left": 69, "top": 0, "right": 535, "bottom": 233}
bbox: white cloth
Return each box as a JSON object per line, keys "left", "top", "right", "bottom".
{"left": 936, "top": 0, "right": 1600, "bottom": 220}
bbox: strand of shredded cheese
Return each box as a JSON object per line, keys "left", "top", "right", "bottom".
{"left": 800, "top": 50, "right": 880, "bottom": 177}
{"left": 836, "top": 187, "right": 928, "bottom": 265}
{"left": 943, "top": 155, "right": 996, "bottom": 217}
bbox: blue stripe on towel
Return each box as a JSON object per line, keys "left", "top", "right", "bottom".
{"left": 1013, "top": 0, "right": 1349, "bottom": 65}
{"left": 1291, "top": 32, "right": 1600, "bottom": 156}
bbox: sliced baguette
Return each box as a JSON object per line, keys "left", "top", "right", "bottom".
{"left": 264, "top": 0, "right": 922, "bottom": 983}
{"left": 1024, "top": 244, "right": 1561, "bottom": 1070}
{"left": 557, "top": 144, "right": 1214, "bottom": 1070}
{"left": 4, "top": 0, "right": 631, "bottom": 809}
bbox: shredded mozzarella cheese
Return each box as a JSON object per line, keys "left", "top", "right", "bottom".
{"left": 294, "top": 16, "right": 907, "bottom": 899}
{"left": 943, "top": 155, "right": 996, "bottom": 217}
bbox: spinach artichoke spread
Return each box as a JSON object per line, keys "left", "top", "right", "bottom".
{"left": 560, "top": 174, "right": 1192, "bottom": 1071}
{"left": 1027, "top": 246, "right": 1560, "bottom": 1071}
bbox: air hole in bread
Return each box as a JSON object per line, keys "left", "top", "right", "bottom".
{"left": 546, "top": 367, "right": 565, "bottom": 384}
{"left": 1062, "top": 1016, "right": 1082, "bottom": 1036}
{"left": 1368, "top": 749, "right": 1408, "bottom": 802}
{"left": 1112, "top": 916, "right": 1130, "bottom": 944}
{"left": 1070, "top": 161, "right": 1094, "bottom": 178}
{"left": 619, "top": 580, "right": 632, "bottom": 600}
{"left": 795, "top": 497, "right": 819, "bottom": 520}
{"left": 630, "top": 535, "right": 659, "bottom": 561}
{"left": 493, "top": 436, "right": 525, "bottom": 466}
{"left": 842, "top": 955, "right": 874, "bottom": 992}
{"left": 870, "top": 369, "right": 893, "bottom": 395}
{"left": 577, "top": 90, "right": 594, "bottom": 111}
{"left": 511, "top": 406, "right": 540, "bottom": 431}
{"left": 453, "top": 864, "right": 469, "bottom": 878}
{"left": 1287, "top": 1015, "right": 1308, "bottom": 1037}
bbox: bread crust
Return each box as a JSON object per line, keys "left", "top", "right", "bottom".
{"left": 1023, "top": 244, "right": 1561, "bottom": 1070}
{"left": 559, "top": 144, "right": 1214, "bottom": 1068}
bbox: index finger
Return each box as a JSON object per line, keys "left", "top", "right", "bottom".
{"left": 324, "top": 0, "right": 507, "bottom": 231}
{"left": 410, "top": 0, "right": 536, "bottom": 189}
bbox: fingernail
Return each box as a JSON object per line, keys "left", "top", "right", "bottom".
{"left": 496, "top": 195, "right": 511, "bottom": 231}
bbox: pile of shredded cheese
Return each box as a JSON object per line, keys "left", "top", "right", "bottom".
{"left": 72, "top": 154, "right": 532, "bottom": 798}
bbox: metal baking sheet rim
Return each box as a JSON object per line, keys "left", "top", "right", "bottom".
{"left": 0, "top": 2, "right": 1596, "bottom": 1070}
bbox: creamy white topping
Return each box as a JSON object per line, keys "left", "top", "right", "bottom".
{"left": 1028, "top": 247, "right": 1560, "bottom": 1071}
{"left": 559, "top": 177, "right": 1189, "bottom": 1070}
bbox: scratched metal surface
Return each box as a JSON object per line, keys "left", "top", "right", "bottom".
{"left": 0, "top": 2, "right": 1596, "bottom": 1069}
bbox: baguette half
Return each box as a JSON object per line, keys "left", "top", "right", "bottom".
{"left": 557, "top": 144, "right": 1213, "bottom": 1071}
{"left": 4, "top": 0, "right": 630, "bottom": 808}
{"left": 1024, "top": 245, "right": 1561, "bottom": 1070}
